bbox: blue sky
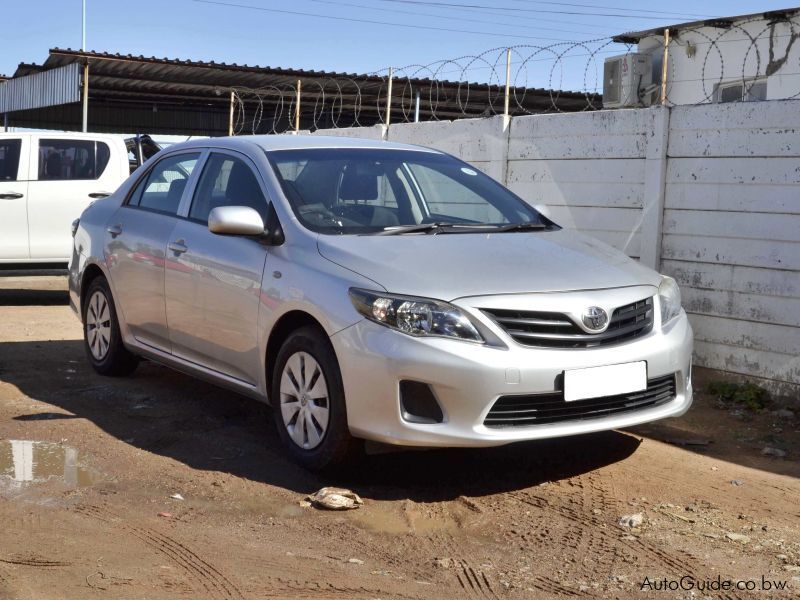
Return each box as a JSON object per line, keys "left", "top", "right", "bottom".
{"left": 2, "top": 0, "right": 793, "bottom": 80}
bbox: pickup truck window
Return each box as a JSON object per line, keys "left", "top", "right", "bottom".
{"left": 0, "top": 139, "right": 21, "bottom": 181}
{"left": 38, "top": 139, "right": 111, "bottom": 181}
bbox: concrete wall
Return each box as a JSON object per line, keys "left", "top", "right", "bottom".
{"left": 662, "top": 102, "right": 800, "bottom": 394}
{"left": 310, "top": 100, "right": 800, "bottom": 394}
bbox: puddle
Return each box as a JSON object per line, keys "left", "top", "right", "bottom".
{"left": 0, "top": 440, "right": 98, "bottom": 488}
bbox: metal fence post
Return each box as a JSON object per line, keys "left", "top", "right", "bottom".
{"left": 81, "top": 62, "right": 89, "bottom": 132}
{"left": 385, "top": 67, "right": 393, "bottom": 126}
{"left": 295, "top": 80, "right": 301, "bottom": 133}
{"left": 414, "top": 90, "right": 420, "bottom": 123}
{"left": 660, "top": 28, "right": 670, "bottom": 106}
{"left": 228, "top": 91, "right": 235, "bottom": 136}
{"left": 504, "top": 48, "right": 511, "bottom": 117}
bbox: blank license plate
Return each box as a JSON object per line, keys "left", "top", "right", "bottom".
{"left": 564, "top": 362, "right": 647, "bottom": 402}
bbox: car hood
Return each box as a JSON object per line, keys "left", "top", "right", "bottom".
{"left": 316, "top": 229, "right": 661, "bottom": 300}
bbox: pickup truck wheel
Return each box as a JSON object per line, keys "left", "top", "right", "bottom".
{"left": 83, "top": 276, "right": 139, "bottom": 376}
{"left": 272, "top": 326, "right": 360, "bottom": 471}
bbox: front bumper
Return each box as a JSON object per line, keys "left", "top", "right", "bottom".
{"left": 331, "top": 306, "right": 693, "bottom": 448}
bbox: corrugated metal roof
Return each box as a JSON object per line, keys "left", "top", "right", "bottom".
{"left": 5, "top": 48, "right": 596, "bottom": 135}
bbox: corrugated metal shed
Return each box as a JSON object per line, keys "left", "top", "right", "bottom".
{"left": 0, "top": 63, "right": 80, "bottom": 113}
{"left": 4, "top": 49, "right": 596, "bottom": 135}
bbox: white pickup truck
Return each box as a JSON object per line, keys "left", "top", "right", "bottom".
{"left": 0, "top": 131, "right": 158, "bottom": 267}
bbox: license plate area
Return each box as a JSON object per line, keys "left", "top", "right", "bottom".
{"left": 564, "top": 361, "right": 647, "bottom": 402}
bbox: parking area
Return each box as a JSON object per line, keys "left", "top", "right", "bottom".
{"left": 0, "top": 276, "right": 798, "bottom": 599}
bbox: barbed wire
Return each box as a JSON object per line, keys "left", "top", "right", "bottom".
{"left": 228, "top": 13, "right": 800, "bottom": 134}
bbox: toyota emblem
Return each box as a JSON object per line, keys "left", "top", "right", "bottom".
{"left": 582, "top": 306, "right": 608, "bottom": 331}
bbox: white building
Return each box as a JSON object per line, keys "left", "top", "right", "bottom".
{"left": 612, "top": 8, "right": 800, "bottom": 105}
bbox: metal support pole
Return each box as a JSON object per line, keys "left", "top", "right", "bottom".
{"left": 414, "top": 90, "right": 420, "bottom": 123}
{"left": 3, "top": 113, "right": 8, "bottom": 132}
{"left": 504, "top": 48, "right": 511, "bottom": 117}
{"left": 660, "top": 28, "right": 670, "bottom": 106}
{"left": 295, "top": 80, "right": 301, "bottom": 132}
{"left": 81, "top": 62, "right": 89, "bottom": 132}
{"left": 385, "top": 67, "right": 393, "bottom": 126}
{"left": 82, "top": 0, "right": 86, "bottom": 51}
{"left": 228, "top": 90, "right": 235, "bottom": 136}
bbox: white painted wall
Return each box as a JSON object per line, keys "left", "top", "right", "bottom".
{"left": 637, "top": 17, "right": 800, "bottom": 105}
{"left": 310, "top": 100, "right": 800, "bottom": 395}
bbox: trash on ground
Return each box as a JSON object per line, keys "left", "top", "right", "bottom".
{"left": 301, "top": 487, "right": 363, "bottom": 510}
{"left": 618, "top": 513, "right": 645, "bottom": 528}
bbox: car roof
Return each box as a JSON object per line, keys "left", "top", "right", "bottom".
{"left": 0, "top": 131, "right": 123, "bottom": 141}
{"left": 163, "top": 134, "right": 443, "bottom": 155}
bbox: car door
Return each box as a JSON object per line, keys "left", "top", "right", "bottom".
{"left": 105, "top": 151, "right": 202, "bottom": 353}
{"left": 27, "top": 137, "right": 121, "bottom": 261}
{"left": 0, "top": 136, "right": 30, "bottom": 261}
{"left": 165, "top": 151, "right": 269, "bottom": 384}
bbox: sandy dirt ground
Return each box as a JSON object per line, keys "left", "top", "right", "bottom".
{"left": 0, "top": 276, "right": 798, "bottom": 599}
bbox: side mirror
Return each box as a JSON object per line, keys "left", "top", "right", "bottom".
{"left": 208, "top": 206, "right": 265, "bottom": 236}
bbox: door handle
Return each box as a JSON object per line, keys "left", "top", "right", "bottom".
{"left": 89, "top": 192, "right": 112, "bottom": 199}
{"left": 168, "top": 241, "right": 188, "bottom": 255}
{"left": 0, "top": 192, "right": 23, "bottom": 200}
{"left": 107, "top": 224, "right": 122, "bottom": 237}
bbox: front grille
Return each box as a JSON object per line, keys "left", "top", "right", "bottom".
{"left": 482, "top": 297, "right": 653, "bottom": 348}
{"left": 484, "top": 374, "right": 676, "bottom": 428}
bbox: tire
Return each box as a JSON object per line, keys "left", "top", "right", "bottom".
{"left": 272, "top": 326, "right": 360, "bottom": 471}
{"left": 82, "top": 276, "right": 139, "bottom": 377}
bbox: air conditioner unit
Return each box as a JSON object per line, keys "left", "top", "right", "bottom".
{"left": 603, "top": 53, "right": 652, "bottom": 108}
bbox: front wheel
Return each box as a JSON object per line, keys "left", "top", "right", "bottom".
{"left": 272, "top": 326, "right": 360, "bottom": 471}
{"left": 83, "top": 276, "right": 139, "bottom": 377}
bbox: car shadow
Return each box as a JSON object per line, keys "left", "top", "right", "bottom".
{"left": 0, "top": 337, "right": 645, "bottom": 502}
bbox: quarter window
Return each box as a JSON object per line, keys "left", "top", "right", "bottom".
{"left": 38, "top": 139, "right": 112, "bottom": 180}
{"left": 189, "top": 154, "right": 267, "bottom": 223}
{"left": 0, "top": 139, "right": 21, "bottom": 181}
{"left": 128, "top": 153, "right": 200, "bottom": 216}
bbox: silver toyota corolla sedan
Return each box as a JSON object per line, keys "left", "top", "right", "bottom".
{"left": 69, "top": 135, "right": 693, "bottom": 470}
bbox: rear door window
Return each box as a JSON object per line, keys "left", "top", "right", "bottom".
{"left": 128, "top": 153, "right": 200, "bottom": 216}
{"left": 38, "top": 139, "right": 111, "bottom": 180}
{"left": 0, "top": 139, "right": 22, "bottom": 181}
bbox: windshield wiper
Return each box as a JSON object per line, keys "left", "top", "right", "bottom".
{"left": 374, "top": 221, "right": 550, "bottom": 236}
{"left": 495, "top": 222, "right": 550, "bottom": 232}
{"left": 372, "top": 221, "right": 495, "bottom": 235}
{"left": 375, "top": 222, "right": 457, "bottom": 236}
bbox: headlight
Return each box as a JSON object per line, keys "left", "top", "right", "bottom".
{"left": 658, "top": 276, "right": 682, "bottom": 326}
{"left": 349, "top": 288, "right": 484, "bottom": 343}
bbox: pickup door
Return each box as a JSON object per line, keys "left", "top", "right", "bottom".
{"left": 0, "top": 137, "right": 30, "bottom": 261}
{"left": 27, "top": 137, "right": 122, "bottom": 261}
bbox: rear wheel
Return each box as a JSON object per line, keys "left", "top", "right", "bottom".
{"left": 272, "top": 326, "right": 359, "bottom": 471}
{"left": 83, "top": 276, "right": 139, "bottom": 376}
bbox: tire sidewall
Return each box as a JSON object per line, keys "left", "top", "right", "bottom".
{"left": 272, "top": 327, "right": 353, "bottom": 471}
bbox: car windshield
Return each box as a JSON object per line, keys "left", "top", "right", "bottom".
{"left": 267, "top": 148, "right": 555, "bottom": 235}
